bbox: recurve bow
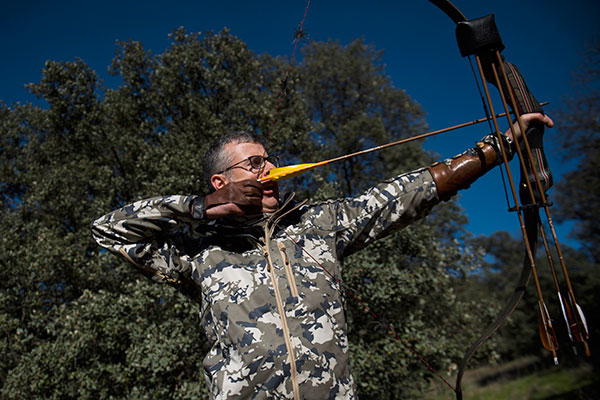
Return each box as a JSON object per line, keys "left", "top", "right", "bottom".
{"left": 428, "top": 1, "right": 590, "bottom": 398}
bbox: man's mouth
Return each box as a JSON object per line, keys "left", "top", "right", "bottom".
{"left": 262, "top": 182, "right": 277, "bottom": 196}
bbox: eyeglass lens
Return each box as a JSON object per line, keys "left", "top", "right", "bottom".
{"left": 248, "top": 155, "right": 279, "bottom": 169}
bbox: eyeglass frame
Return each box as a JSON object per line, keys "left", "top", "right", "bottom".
{"left": 215, "top": 155, "right": 280, "bottom": 175}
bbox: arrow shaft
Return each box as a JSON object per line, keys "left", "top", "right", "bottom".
{"left": 261, "top": 106, "right": 547, "bottom": 183}
{"left": 324, "top": 107, "right": 542, "bottom": 164}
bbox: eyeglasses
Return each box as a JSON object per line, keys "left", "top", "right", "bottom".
{"left": 217, "top": 155, "right": 279, "bottom": 174}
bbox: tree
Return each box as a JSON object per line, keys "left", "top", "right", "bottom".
{"left": 553, "top": 43, "right": 600, "bottom": 263}
{"left": 1, "top": 29, "right": 497, "bottom": 399}
{"left": 296, "top": 38, "right": 430, "bottom": 198}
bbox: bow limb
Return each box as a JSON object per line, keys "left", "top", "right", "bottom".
{"left": 429, "top": 0, "right": 466, "bottom": 23}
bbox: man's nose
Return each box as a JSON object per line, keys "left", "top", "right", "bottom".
{"left": 259, "top": 159, "right": 277, "bottom": 178}
{"left": 264, "top": 159, "right": 277, "bottom": 171}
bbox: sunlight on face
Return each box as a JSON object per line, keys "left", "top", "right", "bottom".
{"left": 222, "top": 142, "right": 279, "bottom": 213}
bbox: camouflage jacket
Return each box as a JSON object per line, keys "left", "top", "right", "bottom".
{"left": 91, "top": 167, "right": 440, "bottom": 399}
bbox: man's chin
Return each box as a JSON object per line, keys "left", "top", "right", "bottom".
{"left": 262, "top": 195, "right": 279, "bottom": 213}
{"left": 261, "top": 182, "right": 279, "bottom": 212}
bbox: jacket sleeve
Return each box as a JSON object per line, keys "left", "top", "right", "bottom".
{"left": 91, "top": 195, "right": 202, "bottom": 286}
{"left": 307, "top": 168, "right": 440, "bottom": 257}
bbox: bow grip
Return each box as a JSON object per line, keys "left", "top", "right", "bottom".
{"left": 455, "top": 14, "right": 505, "bottom": 57}
{"left": 519, "top": 122, "right": 554, "bottom": 204}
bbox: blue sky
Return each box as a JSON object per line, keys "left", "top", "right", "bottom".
{"left": 2, "top": 0, "right": 598, "bottom": 249}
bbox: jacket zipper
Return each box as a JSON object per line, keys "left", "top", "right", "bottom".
{"left": 262, "top": 195, "right": 307, "bottom": 400}
{"left": 263, "top": 239, "right": 301, "bottom": 400}
{"left": 278, "top": 242, "right": 299, "bottom": 298}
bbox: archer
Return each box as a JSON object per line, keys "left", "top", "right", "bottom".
{"left": 92, "top": 113, "right": 551, "bottom": 399}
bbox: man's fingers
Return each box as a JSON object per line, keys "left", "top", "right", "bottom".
{"left": 205, "top": 179, "right": 263, "bottom": 211}
{"left": 239, "top": 180, "right": 264, "bottom": 200}
{"left": 507, "top": 113, "right": 555, "bottom": 142}
{"left": 228, "top": 180, "right": 263, "bottom": 215}
{"left": 521, "top": 112, "right": 554, "bottom": 128}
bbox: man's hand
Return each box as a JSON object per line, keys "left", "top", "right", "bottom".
{"left": 504, "top": 113, "right": 554, "bottom": 143}
{"left": 205, "top": 179, "right": 264, "bottom": 218}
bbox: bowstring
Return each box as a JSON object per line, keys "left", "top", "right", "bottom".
{"left": 265, "top": 0, "right": 312, "bottom": 146}
{"left": 468, "top": 56, "right": 512, "bottom": 209}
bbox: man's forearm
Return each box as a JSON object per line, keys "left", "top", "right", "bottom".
{"left": 91, "top": 195, "right": 198, "bottom": 249}
{"left": 428, "top": 134, "right": 512, "bottom": 200}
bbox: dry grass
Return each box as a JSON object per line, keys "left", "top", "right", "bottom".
{"left": 415, "top": 357, "right": 597, "bottom": 400}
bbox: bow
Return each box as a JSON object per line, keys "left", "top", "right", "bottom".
{"left": 429, "top": 1, "right": 590, "bottom": 398}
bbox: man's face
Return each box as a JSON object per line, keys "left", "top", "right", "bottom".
{"left": 220, "top": 141, "right": 280, "bottom": 213}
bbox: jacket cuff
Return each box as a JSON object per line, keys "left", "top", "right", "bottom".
{"left": 481, "top": 133, "right": 514, "bottom": 162}
{"left": 191, "top": 196, "right": 207, "bottom": 220}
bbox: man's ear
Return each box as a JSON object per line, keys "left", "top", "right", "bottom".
{"left": 210, "top": 174, "right": 229, "bottom": 191}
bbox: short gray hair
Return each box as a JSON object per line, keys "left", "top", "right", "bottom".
{"left": 202, "top": 131, "right": 263, "bottom": 191}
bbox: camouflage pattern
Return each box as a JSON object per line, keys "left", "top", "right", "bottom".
{"left": 91, "top": 167, "right": 440, "bottom": 399}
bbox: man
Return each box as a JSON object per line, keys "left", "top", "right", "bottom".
{"left": 92, "top": 113, "right": 553, "bottom": 399}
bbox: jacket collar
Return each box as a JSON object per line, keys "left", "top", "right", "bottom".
{"left": 207, "top": 192, "right": 304, "bottom": 238}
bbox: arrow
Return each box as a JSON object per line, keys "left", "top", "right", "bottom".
{"left": 260, "top": 103, "right": 548, "bottom": 183}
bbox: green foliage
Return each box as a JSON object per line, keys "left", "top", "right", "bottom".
{"left": 1, "top": 28, "right": 499, "bottom": 399}
{"left": 2, "top": 279, "right": 210, "bottom": 399}
{"left": 553, "top": 43, "right": 600, "bottom": 263}
{"left": 295, "top": 39, "right": 430, "bottom": 198}
{"left": 344, "top": 221, "right": 498, "bottom": 398}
